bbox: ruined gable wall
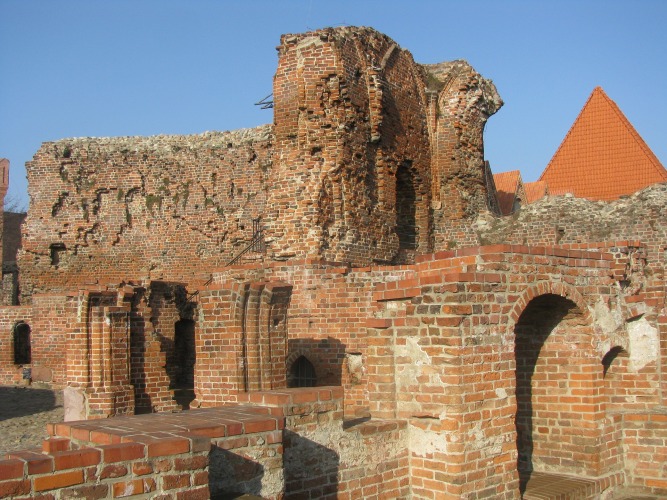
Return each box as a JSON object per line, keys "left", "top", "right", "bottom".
{"left": 18, "top": 126, "right": 272, "bottom": 302}
{"left": 424, "top": 61, "right": 503, "bottom": 250}
{"left": 267, "top": 27, "right": 432, "bottom": 265}
{"left": 18, "top": 27, "right": 504, "bottom": 291}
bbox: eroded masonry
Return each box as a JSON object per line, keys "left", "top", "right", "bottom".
{"left": 0, "top": 26, "right": 666, "bottom": 499}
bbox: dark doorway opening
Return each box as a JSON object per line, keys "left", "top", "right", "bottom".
{"left": 173, "top": 319, "right": 196, "bottom": 409}
{"left": 13, "top": 322, "right": 31, "bottom": 365}
{"left": 514, "top": 293, "right": 599, "bottom": 493}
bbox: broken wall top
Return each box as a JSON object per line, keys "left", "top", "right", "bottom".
{"left": 19, "top": 125, "right": 273, "bottom": 300}
{"left": 19, "top": 26, "right": 504, "bottom": 298}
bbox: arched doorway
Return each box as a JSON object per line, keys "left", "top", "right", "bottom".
{"left": 514, "top": 294, "right": 602, "bottom": 490}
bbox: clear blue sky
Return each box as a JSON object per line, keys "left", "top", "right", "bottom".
{"left": 1, "top": 0, "right": 665, "bottom": 209}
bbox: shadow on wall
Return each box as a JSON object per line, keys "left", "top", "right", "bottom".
{"left": 0, "top": 386, "right": 58, "bottom": 421}
{"left": 283, "top": 430, "right": 340, "bottom": 498}
{"left": 130, "top": 295, "right": 153, "bottom": 414}
{"left": 157, "top": 326, "right": 196, "bottom": 410}
{"left": 209, "top": 446, "right": 266, "bottom": 499}
{"left": 287, "top": 337, "right": 346, "bottom": 387}
{"left": 208, "top": 431, "right": 340, "bottom": 498}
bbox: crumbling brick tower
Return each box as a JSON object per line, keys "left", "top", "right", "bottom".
{"left": 266, "top": 27, "right": 502, "bottom": 265}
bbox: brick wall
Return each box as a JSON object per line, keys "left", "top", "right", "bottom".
{"left": 267, "top": 27, "right": 433, "bottom": 265}
{"left": 621, "top": 412, "right": 667, "bottom": 493}
{"left": 19, "top": 27, "right": 505, "bottom": 288}
{"left": 364, "top": 244, "right": 665, "bottom": 497}
{"left": 0, "top": 387, "right": 411, "bottom": 499}
{"left": 0, "top": 402, "right": 286, "bottom": 499}
{"left": 3, "top": 212, "right": 25, "bottom": 266}
{"left": 238, "top": 387, "right": 410, "bottom": 499}
{"left": 27, "top": 294, "right": 70, "bottom": 386}
{"left": 18, "top": 126, "right": 272, "bottom": 303}
{"left": 426, "top": 60, "right": 503, "bottom": 250}
{"left": 194, "top": 260, "right": 413, "bottom": 417}
{"left": 0, "top": 306, "right": 32, "bottom": 385}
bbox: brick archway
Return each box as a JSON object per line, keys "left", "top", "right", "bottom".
{"left": 509, "top": 281, "right": 591, "bottom": 328}
{"left": 512, "top": 285, "right": 604, "bottom": 490}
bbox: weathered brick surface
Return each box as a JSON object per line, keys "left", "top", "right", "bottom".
{"left": 18, "top": 126, "right": 272, "bottom": 302}
{"left": 0, "top": 405, "right": 288, "bottom": 499}
{"left": 0, "top": 306, "right": 32, "bottom": 384}
{"left": 1, "top": 25, "right": 666, "bottom": 500}
{"left": 268, "top": 27, "right": 434, "bottom": 265}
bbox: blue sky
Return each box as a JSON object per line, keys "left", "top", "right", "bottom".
{"left": 1, "top": 0, "right": 666, "bottom": 209}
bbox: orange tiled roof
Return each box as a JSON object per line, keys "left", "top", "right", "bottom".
{"left": 524, "top": 181, "right": 548, "bottom": 203}
{"left": 540, "top": 87, "right": 667, "bottom": 201}
{"left": 493, "top": 170, "right": 522, "bottom": 215}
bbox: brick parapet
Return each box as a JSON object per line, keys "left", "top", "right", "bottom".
{"left": 0, "top": 434, "right": 210, "bottom": 499}
{"left": 0, "top": 404, "right": 287, "bottom": 499}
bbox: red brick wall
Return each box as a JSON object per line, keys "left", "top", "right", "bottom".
{"left": 0, "top": 306, "right": 32, "bottom": 384}
{"left": 18, "top": 126, "right": 272, "bottom": 302}
{"left": 364, "top": 245, "right": 664, "bottom": 496}
{"left": 29, "top": 294, "right": 70, "bottom": 386}
{"left": 426, "top": 61, "right": 503, "bottom": 250}
{"left": 194, "top": 260, "right": 412, "bottom": 417}
{"left": 18, "top": 27, "right": 507, "bottom": 292}
{"left": 0, "top": 402, "right": 286, "bottom": 499}
{"left": 622, "top": 412, "right": 667, "bottom": 493}
{"left": 268, "top": 27, "right": 433, "bottom": 265}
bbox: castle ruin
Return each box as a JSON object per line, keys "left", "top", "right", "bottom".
{"left": 0, "top": 27, "right": 665, "bottom": 499}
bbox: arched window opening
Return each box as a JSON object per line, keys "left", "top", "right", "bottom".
{"left": 288, "top": 356, "right": 316, "bottom": 388}
{"left": 395, "top": 163, "right": 417, "bottom": 250}
{"left": 13, "top": 322, "right": 31, "bottom": 365}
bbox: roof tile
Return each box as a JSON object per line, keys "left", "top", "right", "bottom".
{"left": 493, "top": 170, "right": 522, "bottom": 215}
{"left": 539, "top": 87, "right": 667, "bottom": 201}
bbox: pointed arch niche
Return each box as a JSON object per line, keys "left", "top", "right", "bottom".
{"left": 514, "top": 293, "right": 604, "bottom": 489}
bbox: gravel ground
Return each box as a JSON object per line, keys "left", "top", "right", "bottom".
{"left": 0, "top": 385, "right": 64, "bottom": 457}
